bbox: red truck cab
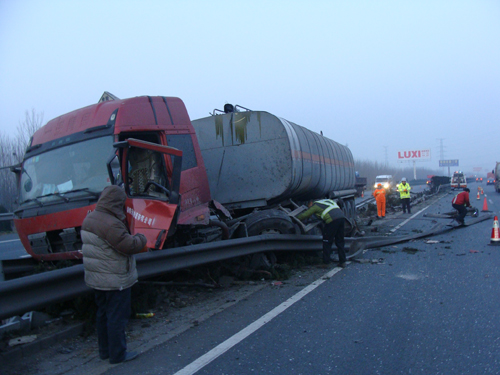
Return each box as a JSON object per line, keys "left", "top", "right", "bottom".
{"left": 13, "top": 96, "right": 212, "bottom": 261}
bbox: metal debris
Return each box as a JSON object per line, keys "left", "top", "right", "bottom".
{"left": 8, "top": 334, "right": 37, "bottom": 347}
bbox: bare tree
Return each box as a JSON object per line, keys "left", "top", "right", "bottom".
{"left": 13, "top": 108, "right": 45, "bottom": 163}
{"left": 0, "top": 109, "right": 44, "bottom": 212}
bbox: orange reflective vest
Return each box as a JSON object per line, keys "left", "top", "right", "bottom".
{"left": 373, "top": 188, "right": 386, "bottom": 202}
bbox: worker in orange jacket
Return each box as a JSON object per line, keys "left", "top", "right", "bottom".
{"left": 373, "top": 183, "right": 386, "bottom": 218}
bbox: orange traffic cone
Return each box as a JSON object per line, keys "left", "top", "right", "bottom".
{"left": 361, "top": 191, "right": 364, "bottom": 198}
{"left": 482, "top": 197, "right": 490, "bottom": 212}
{"left": 477, "top": 191, "right": 480, "bottom": 200}
{"left": 481, "top": 188, "right": 484, "bottom": 195}
{"left": 489, "top": 216, "right": 500, "bottom": 245}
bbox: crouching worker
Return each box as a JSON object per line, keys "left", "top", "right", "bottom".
{"left": 81, "top": 185, "right": 147, "bottom": 364}
{"left": 297, "top": 199, "right": 347, "bottom": 267}
{"left": 452, "top": 187, "right": 471, "bottom": 225}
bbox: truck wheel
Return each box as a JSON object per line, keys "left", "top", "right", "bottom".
{"left": 244, "top": 210, "right": 296, "bottom": 236}
{"left": 242, "top": 210, "right": 295, "bottom": 270}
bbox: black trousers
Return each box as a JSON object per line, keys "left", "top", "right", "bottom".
{"left": 401, "top": 198, "right": 411, "bottom": 213}
{"left": 452, "top": 203, "right": 467, "bottom": 223}
{"left": 322, "top": 218, "right": 346, "bottom": 264}
{"left": 94, "top": 288, "right": 131, "bottom": 363}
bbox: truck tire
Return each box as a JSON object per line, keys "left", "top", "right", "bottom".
{"left": 244, "top": 210, "right": 296, "bottom": 236}
{"left": 240, "top": 210, "right": 296, "bottom": 270}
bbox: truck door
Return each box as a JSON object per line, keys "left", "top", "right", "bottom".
{"left": 111, "top": 138, "right": 183, "bottom": 250}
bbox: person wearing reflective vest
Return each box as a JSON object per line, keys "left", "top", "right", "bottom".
{"left": 397, "top": 177, "right": 412, "bottom": 214}
{"left": 373, "top": 183, "right": 386, "bottom": 218}
{"left": 297, "top": 198, "right": 347, "bottom": 267}
{"left": 452, "top": 188, "right": 471, "bottom": 225}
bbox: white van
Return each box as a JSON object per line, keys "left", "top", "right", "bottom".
{"left": 374, "top": 175, "right": 393, "bottom": 190}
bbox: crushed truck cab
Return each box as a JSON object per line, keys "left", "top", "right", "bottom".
{"left": 13, "top": 96, "right": 213, "bottom": 260}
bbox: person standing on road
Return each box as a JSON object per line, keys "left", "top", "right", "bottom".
{"left": 452, "top": 187, "right": 471, "bottom": 225}
{"left": 81, "top": 185, "right": 147, "bottom": 364}
{"left": 297, "top": 199, "right": 347, "bottom": 267}
{"left": 397, "top": 177, "right": 412, "bottom": 214}
{"left": 373, "top": 183, "right": 386, "bottom": 218}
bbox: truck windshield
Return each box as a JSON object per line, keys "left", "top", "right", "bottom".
{"left": 19, "top": 136, "right": 114, "bottom": 204}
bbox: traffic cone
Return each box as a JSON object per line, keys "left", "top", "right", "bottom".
{"left": 482, "top": 197, "right": 490, "bottom": 212}
{"left": 489, "top": 216, "right": 500, "bottom": 245}
{"left": 477, "top": 191, "right": 480, "bottom": 199}
{"left": 481, "top": 188, "right": 484, "bottom": 195}
{"left": 361, "top": 191, "right": 364, "bottom": 198}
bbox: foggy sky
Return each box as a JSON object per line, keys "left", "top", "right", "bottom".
{"left": 1, "top": 0, "right": 499, "bottom": 176}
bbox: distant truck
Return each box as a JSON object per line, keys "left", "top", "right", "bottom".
{"left": 451, "top": 171, "right": 467, "bottom": 190}
{"left": 11, "top": 94, "right": 359, "bottom": 262}
{"left": 487, "top": 171, "right": 495, "bottom": 186}
{"left": 428, "top": 176, "right": 451, "bottom": 193}
{"left": 354, "top": 171, "right": 367, "bottom": 197}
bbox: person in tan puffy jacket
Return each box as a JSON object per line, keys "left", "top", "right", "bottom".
{"left": 82, "top": 185, "right": 147, "bottom": 364}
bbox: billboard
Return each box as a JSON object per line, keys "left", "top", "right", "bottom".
{"left": 439, "top": 159, "right": 459, "bottom": 167}
{"left": 397, "top": 149, "right": 431, "bottom": 163}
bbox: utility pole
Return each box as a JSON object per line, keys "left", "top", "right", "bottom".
{"left": 383, "top": 146, "right": 388, "bottom": 166}
{"left": 437, "top": 138, "right": 445, "bottom": 175}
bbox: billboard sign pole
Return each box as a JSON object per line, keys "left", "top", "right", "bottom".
{"left": 397, "top": 149, "right": 431, "bottom": 179}
{"left": 439, "top": 159, "right": 459, "bottom": 176}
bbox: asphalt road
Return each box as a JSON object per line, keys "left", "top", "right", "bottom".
{"left": 101, "top": 184, "right": 500, "bottom": 375}
{"left": 0, "top": 233, "right": 25, "bottom": 260}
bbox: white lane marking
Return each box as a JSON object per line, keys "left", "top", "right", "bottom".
{"left": 0, "top": 239, "right": 21, "bottom": 244}
{"left": 173, "top": 266, "right": 346, "bottom": 375}
{"left": 390, "top": 205, "right": 431, "bottom": 233}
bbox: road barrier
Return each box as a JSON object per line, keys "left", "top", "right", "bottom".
{"left": 1, "top": 214, "right": 494, "bottom": 321}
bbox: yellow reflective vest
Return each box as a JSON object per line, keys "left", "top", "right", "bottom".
{"left": 397, "top": 182, "right": 411, "bottom": 199}
{"left": 296, "top": 199, "right": 341, "bottom": 224}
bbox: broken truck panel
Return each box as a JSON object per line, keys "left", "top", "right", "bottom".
{"left": 118, "top": 138, "right": 184, "bottom": 249}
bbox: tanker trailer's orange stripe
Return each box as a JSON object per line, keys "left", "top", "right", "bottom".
{"left": 293, "top": 150, "right": 354, "bottom": 167}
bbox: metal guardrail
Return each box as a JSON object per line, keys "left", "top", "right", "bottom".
{"left": 0, "top": 234, "right": 323, "bottom": 320}
{"left": 0, "top": 213, "right": 14, "bottom": 222}
{"left": 355, "top": 197, "right": 376, "bottom": 209}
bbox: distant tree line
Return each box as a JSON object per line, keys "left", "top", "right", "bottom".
{"left": 0, "top": 109, "right": 44, "bottom": 214}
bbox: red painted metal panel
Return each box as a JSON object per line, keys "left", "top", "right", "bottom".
{"left": 125, "top": 198, "right": 178, "bottom": 249}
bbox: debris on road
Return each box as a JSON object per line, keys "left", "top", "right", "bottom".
{"left": 8, "top": 335, "right": 37, "bottom": 347}
{"left": 402, "top": 247, "right": 421, "bottom": 254}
